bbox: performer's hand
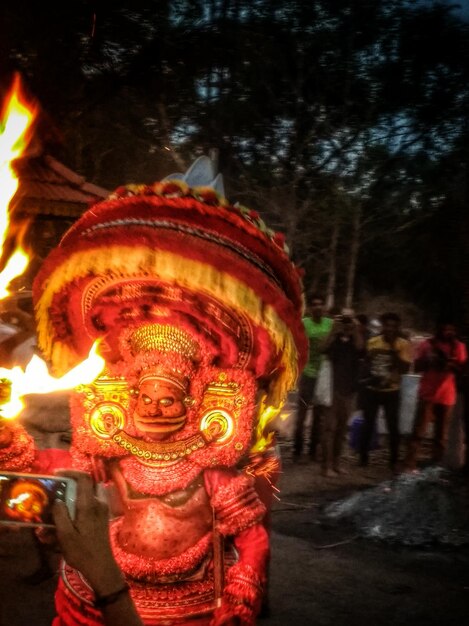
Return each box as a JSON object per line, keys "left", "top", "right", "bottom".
{"left": 52, "top": 470, "right": 126, "bottom": 597}
{"left": 210, "top": 601, "right": 251, "bottom": 625}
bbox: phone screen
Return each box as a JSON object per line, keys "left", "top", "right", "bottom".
{"left": 0, "top": 473, "right": 74, "bottom": 526}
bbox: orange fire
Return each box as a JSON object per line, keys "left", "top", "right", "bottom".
{"left": 251, "top": 401, "right": 281, "bottom": 453}
{"left": 0, "top": 73, "right": 37, "bottom": 299}
{"left": 250, "top": 394, "right": 294, "bottom": 453}
{"left": 0, "top": 77, "right": 106, "bottom": 420}
{"left": 0, "top": 340, "right": 105, "bottom": 419}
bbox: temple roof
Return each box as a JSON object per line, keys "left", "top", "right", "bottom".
{"left": 12, "top": 155, "right": 109, "bottom": 218}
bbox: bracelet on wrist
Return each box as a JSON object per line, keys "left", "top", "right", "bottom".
{"left": 93, "top": 582, "right": 130, "bottom": 609}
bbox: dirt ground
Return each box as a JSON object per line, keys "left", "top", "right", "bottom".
{"left": 267, "top": 438, "right": 469, "bottom": 626}
{"left": 0, "top": 435, "right": 468, "bottom": 626}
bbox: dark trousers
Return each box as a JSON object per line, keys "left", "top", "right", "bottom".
{"left": 405, "top": 400, "right": 454, "bottom": 469}
{"left": 294, "top": 374, "right": 324, "bottom": 457}
{"left": 460, "top": 390, "right": 469, "bottom": 470}
{"left": 322, "top": 391, "right": 355, "bottom": 470}
{"left": 360, "top": 389, "right": 400, "bottom": 467}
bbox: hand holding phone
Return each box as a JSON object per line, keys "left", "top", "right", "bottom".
{"left": 0, "top": 471, "right": 76, "bottom": 527}
{"left": 52, "top": 470, "right": 126, "bottom": 599}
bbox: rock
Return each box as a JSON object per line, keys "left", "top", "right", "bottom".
{"left": 324, "top": 466, "right": 469, "bottom": 546}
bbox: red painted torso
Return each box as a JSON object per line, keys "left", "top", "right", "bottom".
{"left": 112, "top": 466, "right": 213, "bottom": 560}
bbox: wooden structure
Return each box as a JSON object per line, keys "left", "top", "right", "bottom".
{"left": 8, "top": 155, "right": 109, "bottom": 295}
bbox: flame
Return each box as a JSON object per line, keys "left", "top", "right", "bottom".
{"left": 0, "top": 74, "right": 37, "bottom": 298}
{"left": 251, "top": 393, "right": 294, "bottom": 453}
{"left": 0, "top": 341, "right": 105, "bottom": 419}
{"left": 0, "top": 79, "right": 105, "bottom": 420}
{"left": 251, "top": 402, "right": 282, "bottom": 453}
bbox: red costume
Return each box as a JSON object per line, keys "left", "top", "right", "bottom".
{"left": 0, "top": 157, "right": 306, "bottom": 625}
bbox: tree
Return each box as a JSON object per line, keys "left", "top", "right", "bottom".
{"left": 1, "top": 0, "right": 469, "bottom": 319}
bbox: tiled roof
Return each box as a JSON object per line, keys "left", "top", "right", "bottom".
{"left": 12, "top": 155, "right": 109, "bottom": 217}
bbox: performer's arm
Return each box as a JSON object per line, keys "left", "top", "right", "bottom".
{"left": 206, "top": 469, "right": 269, "bottom": 626}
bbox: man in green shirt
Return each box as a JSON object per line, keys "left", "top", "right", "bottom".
{"left": 293, "top": 295, "right": 333, "bottom": 461}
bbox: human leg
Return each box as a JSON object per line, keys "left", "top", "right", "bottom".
{"left": 462, "top": 391, "right": 469, "bottom": 472}
{"left": 293, "top": 375, "right": 316, "bottom": 458}
{"left": 310, "top": 403, "right": 325, "bottom": 460}
{"left": 404, "top": 400, "right": 434, "bottom": 470}
{"left": 333, "top": 392, "right": 355, "bottom": 472}
{"left": 359, "top": 389, "right": 379, "bottom": 466}
{"left": 432, "top": 403, "right": 453, "bottom": 465}
{"left": 382, "top": 391, "right": 400, "bottom": 469}
{"left": 321, "top": 400, "right": 337, "bottom": 473}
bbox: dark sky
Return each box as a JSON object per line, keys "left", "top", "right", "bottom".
{"left": 419, "top": 1, "right": 469, "bottom": 19}
{"left": 441, "top": 0, "right": 469, "bottom": 19}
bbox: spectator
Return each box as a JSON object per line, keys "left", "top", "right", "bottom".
{"left": 293, "top": 294, "right": 332, "bottom": 462}
{"left": 359, "top": 312, "right": 412, "bottom": 472}
{"left": 459, "top": 354, "right": 469, "bottom": 475}
{"left": 404, "top": 320, "right": 467, "bottom": 471}
{"left": 355, "top": 313, "right": 370, "bottom": 411}
{"left": 355, "top": 314, "right": 370, "bottom": 343}
{"left": 321, "top": 314, "right": 365, "bottom": 476}
{"left": 52, "top": 470, "right": 143, "bottom": 626}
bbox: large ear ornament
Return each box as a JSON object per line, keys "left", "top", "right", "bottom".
{"left": 79, "top": 377, "right": 130, "bottom": 441}
{"left": 192, "top": 369, "right": 257, "bottom": 467}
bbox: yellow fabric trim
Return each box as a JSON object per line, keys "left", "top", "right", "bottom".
{"left": 36, "top": 245, "right": 298, "bottom": 404}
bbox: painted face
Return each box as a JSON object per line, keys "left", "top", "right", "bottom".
{"left": 133, "top": 378, "right": 187, "bottom": 440}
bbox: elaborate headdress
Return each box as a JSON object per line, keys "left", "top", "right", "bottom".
{"left": 33, "top": 157, "right": 307, "bottom": 408}
{"left": 120, "top": 323, "right": 202, "bottom": 388}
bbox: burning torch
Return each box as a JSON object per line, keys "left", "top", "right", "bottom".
{"left": 0, "top": 75, "right": 105, "bottom": 434}
{"left": 0, "top": 73, "right": 36, "bottom": 440}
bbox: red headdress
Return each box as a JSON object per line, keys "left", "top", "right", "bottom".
{"left": 33, "top": 157, "right": 306, "bottom": 411}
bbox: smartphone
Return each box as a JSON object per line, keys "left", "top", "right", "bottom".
{"left": 0, "top": 471, "right": 77, "bottom": 527}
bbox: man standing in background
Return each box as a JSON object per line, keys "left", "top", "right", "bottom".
{"left": 404, "top": 320, "right": 467, "bottom": 471}
{"left": 293, "top": 295, "right": 332, "bottom": 462}
{"left": 359, "top": 312, "right": 412, "bottom": 472}
{"left": 322, "top": 314, "right": 365, "bottom": 476}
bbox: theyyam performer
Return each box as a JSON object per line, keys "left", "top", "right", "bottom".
{"left": 0, "top": 157, "right": 306, "bottom": 625}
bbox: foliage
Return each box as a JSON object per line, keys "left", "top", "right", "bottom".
{"left": 1, "top": 0, "right": 468, "bottom": 322}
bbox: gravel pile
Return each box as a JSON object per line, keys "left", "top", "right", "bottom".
{"left": 324, "top": 467, "right": 469, "bottom": 546}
